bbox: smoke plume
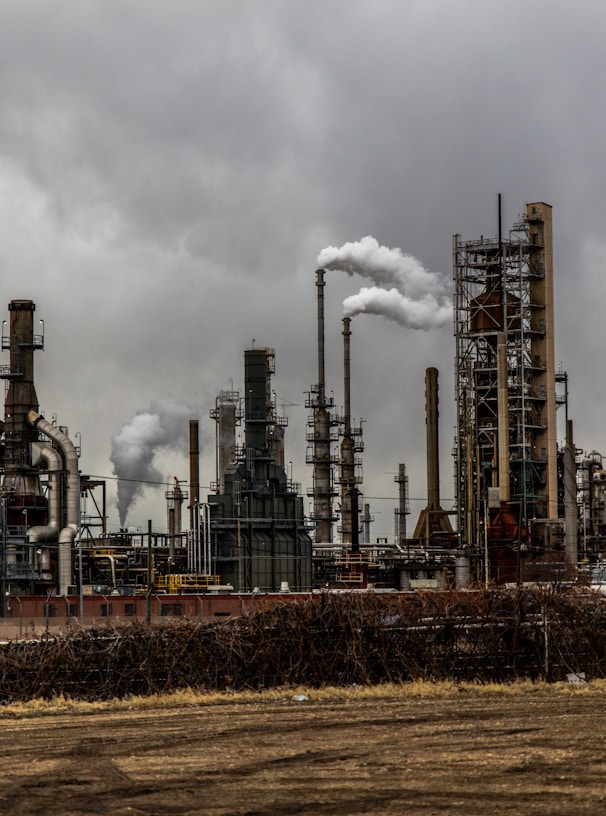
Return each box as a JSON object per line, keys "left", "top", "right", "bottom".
{"left": 343, "top": 287, "right": 452, "bottom": 330}
{"left": 110, "top": 397, "right": 197, "bottom": 525}
{"left": 317, "top": 235, "right": 452, "bottom": 329}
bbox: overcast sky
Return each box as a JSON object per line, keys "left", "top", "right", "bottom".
{"left": 1, "top": 0, "right": 605, "bottom": 536}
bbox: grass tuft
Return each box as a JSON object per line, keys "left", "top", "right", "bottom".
{"left": 2, "top": 677, "right": 605, "bottom": 719}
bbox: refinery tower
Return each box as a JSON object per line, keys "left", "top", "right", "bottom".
{"left": 453, "top": 200, "right": 565, "bottom": 583}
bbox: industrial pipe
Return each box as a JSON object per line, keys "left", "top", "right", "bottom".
{"left": 27, "top": 442, "right": 62, "bottom": 543}
{"left": 27, "top": 410, "right": 79, "bottom": 595}
{"left": 496, "top": 333, "right": 510, "bottom": 502}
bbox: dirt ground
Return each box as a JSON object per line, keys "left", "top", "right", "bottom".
{"left": 0, "top": 687, "right": 605, "bottom": 815}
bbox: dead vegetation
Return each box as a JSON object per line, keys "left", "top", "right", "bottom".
{"left": 1, "top": 586, "right": 605, "bottom": 703}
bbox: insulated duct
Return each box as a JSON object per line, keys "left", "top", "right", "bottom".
{"left": 27, "top": 410, "right": 79, "bottom": 595}
{"left": 27, "top": 442, "right": 62, "bottom": 543}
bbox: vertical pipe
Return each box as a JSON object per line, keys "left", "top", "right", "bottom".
{"left": 27, "top": 411, "right": 79, "bottom": 595}
{"left": 350, "top": 487, "right": 360, "bottom": 554}
{"left": 564, "top": 419, "right": 578, "bottom": 569}
{"left": 146, "top": 519, "right": 152, "bottom": 624}
{"left": 497, "top": 333, "right": 510, "bottom": 501}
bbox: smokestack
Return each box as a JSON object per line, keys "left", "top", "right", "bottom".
{"left": 189, "top": 420, "right": 199, "bottom": 531}
{"left": 394, "top": 464, "right": 409, "bottom": 545}
{"left": 317, "top": 270, "right": 326, "bottom": 406}
{"left": 340, "top": 317, "right": 355, "bottom": 545}
{"left": 311, "top": 269, "right": 334, "bottom": 543}
{"left": 343, "top": 317, "right": 351, "bottom": 434}
{"left": 426, "top": 367, "right": 440, "bottom": 510}
{"left": 413, "top": 367, "right": 453, "bottom": 543}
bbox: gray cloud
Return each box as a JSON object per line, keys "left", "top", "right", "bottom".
{"left": 1, "top": 0, "right": 605, "bottom": 533}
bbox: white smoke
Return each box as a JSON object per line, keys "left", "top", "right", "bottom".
{"left": 343, "top": 287, "right": 452, "bottom": 330}
{"left": 110, "top": 397, "right": 197, "bottom": 525}
{"left": 317, "top": 235, "right": 452, "bottom": 329}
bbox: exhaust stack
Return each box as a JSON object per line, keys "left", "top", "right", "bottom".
{"left": 189, "top": 420, "right": 199, "bottom": 531}
{"left": 340, "top": 317, "right": 354, "bottom": 544}
{"left": 308, "top": 269, "right": 336, "bottom": 543}
{"left": 413, "top": 367, "right": 453, "bottom": 544}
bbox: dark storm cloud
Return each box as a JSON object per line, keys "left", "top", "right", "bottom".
{"left": 0, "top": 0, "right": 605, "bottom": 529}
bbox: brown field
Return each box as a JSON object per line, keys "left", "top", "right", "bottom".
{"left": 0, "top": 683, "right": 605, "bottom": 815}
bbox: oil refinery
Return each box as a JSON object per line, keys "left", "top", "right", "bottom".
{"left": 0, "top": 198, "right": 601, "bottom": 627}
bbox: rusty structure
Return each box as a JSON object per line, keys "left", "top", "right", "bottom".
{"left": 0, "top": 299, "right": 83, "bottom": 601}
{"left": 453, "top": 200, "right": 568, "bottom": 582}
{"left": 412, "top": 368, "right": 453, "bottom": 546}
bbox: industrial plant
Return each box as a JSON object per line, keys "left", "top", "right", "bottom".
{"left": 0, "top": 198, "right": 601, "bottom": 627}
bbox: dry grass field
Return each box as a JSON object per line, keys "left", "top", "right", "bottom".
{"left": 0, "top": 682, "right": 605, "bottom": 815}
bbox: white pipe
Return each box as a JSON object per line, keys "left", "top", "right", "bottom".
{"left": 27, "top": 410, "right": 79, "bottom": 595}
{"left": 28, "top": 442, "right": 62, "bottom": 543}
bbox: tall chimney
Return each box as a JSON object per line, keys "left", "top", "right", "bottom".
{"left": 189, "top": 420, "right": 199, "bottom": 531}
{"left": 426, "top": 367, "right": 440, "bottom": 510}
{"left": 311, "top": 269, "right": 334, "bottom": 543}
{"left": 413, "top": 367, "right": 453, "bottom": 543}
{"left": 394, "top": 464, "right": 409, "bottom": 544}
{"left": 340, "top": 317, "right": 355, "bottom": 544}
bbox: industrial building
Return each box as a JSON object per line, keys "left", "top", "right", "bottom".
{"left": 453, "top": 200, "right": 575, "bottom": 583}
{"left": 1, "top": 197, "right": 604, "bottom": 630}
{"left": 204, "top": 347, "right": 313, "bottom": 593}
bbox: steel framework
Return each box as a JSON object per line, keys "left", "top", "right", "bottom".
{"left": 453, "top": 202, "right": 557, "bottom": 550}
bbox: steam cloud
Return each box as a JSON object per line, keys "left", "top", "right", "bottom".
{"left": 110, "top": 397, "right": 197, "bottom": 525}
{"left": 342, "top": 287, "right": 452, "bottom": 330}
{"left": 317, "top": 235, "right": 452, "bottom": 330}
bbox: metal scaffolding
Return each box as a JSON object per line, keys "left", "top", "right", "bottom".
{"left": 453, "top": 201, "right": 558, "bottom": 551}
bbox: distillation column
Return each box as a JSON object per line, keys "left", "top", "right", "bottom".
{"left": 307, "top": 270, "right": 337, "bottom": 543}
